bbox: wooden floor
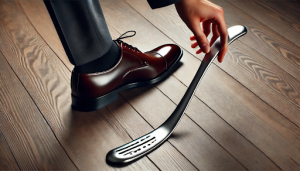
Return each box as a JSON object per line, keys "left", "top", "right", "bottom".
{"left": 0, "top": 0, "right": 300, "bottom": 170}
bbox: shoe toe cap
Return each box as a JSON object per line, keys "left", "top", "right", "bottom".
{"left": 153, "top": 44, "right": 182, "bottom": 69}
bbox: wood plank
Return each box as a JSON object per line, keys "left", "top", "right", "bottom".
{"left": 212, "top": 0, "right": 300, "bottom": 80}
{"left": 106, "top": 96, "right": 198, "bottom": 170}
{"left": 157, "top": 76, "right": 280, "bottom": 170}
{"left": 218, "top": 41, "right": 300, "bottom": 123}
{"left": 162, "top": 46, "right": 300, "bottom": 170}
{"left": 99, "top": 0, "right": 251, "bottom": 170}
{"left": 227, "top": 0, "right": 300, "bottom": 47}
{"left": 261, "top": 1, "right": 300, "bottom": 44}
{"left": 22, "top": 0, "right": 246, "bottom": 169}
{"left": 19, "top": 0, "right": 73, "bottom": 70}
{"left": 0, "top": 1, "right": 158, "bottom": 170}
{"left": 273, "top": 0, "right": 300, "bottom": 25}
{"left": 100, "top": 0, "right": 283, "bottom": 170}
{"left": 118, "top": 0, "right": 300, "bottom": 169}
{"left": 126, "top": 0, "right": 300, "bottom": 132}
{"left": 7, "top": 0, "right": 196, "bottom": 169}
{"left": 120, "top": 87, "right": 246, "bottom": 170}
{"left": 19, "top": 0, "right": 223, "bottom": 169}
{"left": 127, "top": 0, "right": 300, "bottom": 83}
{"left": 238, "top": 0, "right": 300, "bottom": 27}
{"left": 0, "top": 121, "right": 19, "bottom": 170}
{"left": 193, "top": 64, "right": 300, "bottom": 170}
{"left": 18, "top": 0, "right": 300, "bottom": 169}
{"left": 0, "top": 53, "right": 76, "bottom": 169}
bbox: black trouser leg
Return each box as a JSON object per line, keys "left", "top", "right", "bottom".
{"left": 44, "top": 0, "right": 113, "bottom": 66}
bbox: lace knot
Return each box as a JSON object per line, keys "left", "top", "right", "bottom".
{"left": 114, "top": 31, "right": 140, "bottom": 52}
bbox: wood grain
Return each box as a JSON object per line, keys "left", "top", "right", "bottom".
{"left": 157, "top": 76, "right": 280, "bottom": 170}
{"left": 218, "top": 41, "right": 300, "bottom": 123}
{"left": 161, "top": 53, "right": 300, "bottom": 170}
{"left": 20, "top": 0, "right": 244, "bottom": 169}
{"left": 124, "top": 0, "right": 300, "bottom": 169}
{"left": 0, "top": 0, "right": 158, "bottom": 169}
{"left": 0, "top": 113, "right": 19, "bottom": 170}
{"left": 127, "top": 0, "right": 300, "bottom": 83}
{"left": 3, "top": 0, "right": 197, "bottom": 169}
{"left": 194, "top": 63, "right": 300, "bottom": 170}
{"left": 228, "top": 0, "right": 300, "bottom": 47}
{"left": 106, "top": 96, "right": 198, "bottom": 170}
{"left": 13, "top": 0, "right": 300, "bottom": 169}
{"left": 19, "top": 0, "right": 73, "bottom": 70}
{"left": 0, "top": 52, "right": 76, "bottom": 169}
{"left": 212, "top": 0, "right": 300, "bottom": 81}
{"left": 126, "top": 0, "right": 300, "bottom": 129}
{"left": 119, "top": 86, "right": 246, "bottom": 170}
{"left": 101, "top": 0, "right": 289, "bottom": 169}
{"left": 272, "top": 0, "right": 300, "bottom": 25}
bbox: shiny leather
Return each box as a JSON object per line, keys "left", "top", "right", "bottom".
{"left": 71, "top": 42, "right": 181, "bottom": 99}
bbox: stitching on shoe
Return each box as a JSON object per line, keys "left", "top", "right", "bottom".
{"left": 85, "top": 43, "right": 144, "bottom": 76}
{"left": 147, "top": 51, "right": 167, "bottom": 70}
{"left": 123, "top": 51, "right": 144, "bottom": 65}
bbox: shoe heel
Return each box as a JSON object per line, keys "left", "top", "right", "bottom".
{"left": 72, "top": 92, "right": 119, "bottom": 112}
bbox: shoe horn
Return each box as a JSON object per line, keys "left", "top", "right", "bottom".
{"left": 106, "top": 25, "right": 247, "bottom": 165}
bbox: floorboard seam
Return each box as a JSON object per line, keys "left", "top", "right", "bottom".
{"left": 226, "top": 0, "right": 300, "bottom": 82}
{"left": 100, "top": 108, "right": 160, "bottom": 169}
{"left": 113, "top": 95, "right": 163, "bottom": 170}
{"left": 155, "top": 84, "right": 247, "bottom": 170}
{"left": 0, "top": 42, "right": 79, "bottom": 170}
{"left": 18, "top": 1, "right": 72, "bottom": 73}
{"left": 197, "top": 94, "right": 282, "bottom": 170}
{"left": 120, "top": 93, "right": 199, "bottom": 170}
{"left": 174, "top": 35, "right": 300, "bottom": 130}
{"left": 235, "top": 38, "right": 300, "bottom": 83}
{"left": 126, "top": 0, "right": 300, "bottom": 130}
{"left": 291, "top": 158, "right": 300, "bottom": 167}
{"left": 105, "top": 23, "right": 199, "bottom": 170}
{"left": 0, "top": 108, "right": 21, "bottom": 170}
{"left": 170, "top": 71, "right": 287, "bottom": 169}
{"left": 5, "top": 2, "right": 81, "bottom": 170}
{"left": 14, "top": 0, "right": 298, "bottom": 169}
{"left": 123, "top": 2, "right": 297, "bottom": 169}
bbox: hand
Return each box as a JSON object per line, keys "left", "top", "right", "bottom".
{"left": 175, "top": 0, "right": 228, "bottom": 63}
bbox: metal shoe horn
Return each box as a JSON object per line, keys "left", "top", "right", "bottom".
{"left": 106, "top": 25, "right": 247, "bottom": 165}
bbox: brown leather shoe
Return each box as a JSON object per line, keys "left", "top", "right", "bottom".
{"left": 71, "top": 34, "right": 183, "bottom": 111}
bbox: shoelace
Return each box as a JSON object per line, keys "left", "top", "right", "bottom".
{"left": 114, "top": 31, "right": 140, "bottom": 53}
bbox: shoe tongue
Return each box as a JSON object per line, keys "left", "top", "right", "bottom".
{"left": 114, "top": 40, "right": 121, "bottom": 47}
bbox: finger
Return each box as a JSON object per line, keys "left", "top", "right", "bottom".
{"left": 196, "top": 48, "right": 202, "bottom": 54}
{"left": 218, "top": 45, "right": 228, "bottom": 63}
{"left": 202, "top": 21, "right": 211, "bottom": 37}
{"left": 214, "top": 10, "right": 228, "bottom": 62}
{"left": 210, "top": 23, "right": 219, "bottom": 46}
{"left": 191, "top": 22, "right": 210, "bottom": 53}
{"left": 191, "top": 41, "right": 198, "bottom": 48}
{"left": 190, "top": 35, "right": 196, "bottom": 41}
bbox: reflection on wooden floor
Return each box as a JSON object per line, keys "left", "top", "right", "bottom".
{"left": 0, "top": 0, "right": 299, "bottom": 170}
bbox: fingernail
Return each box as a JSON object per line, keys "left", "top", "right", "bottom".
{"left": 202, "top": 44, "right": 210, "bottom": 53}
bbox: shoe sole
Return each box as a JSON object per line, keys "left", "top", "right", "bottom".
{"left": 72, "top": 49, "right": 183, "bottom": 112}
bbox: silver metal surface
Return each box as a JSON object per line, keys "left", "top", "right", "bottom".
{"left": 106, "top": 25, "right": 247, "bottom": 165}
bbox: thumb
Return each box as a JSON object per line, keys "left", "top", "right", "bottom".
{"left": 192, "top": 23, "right": 210, "bottom": 53}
